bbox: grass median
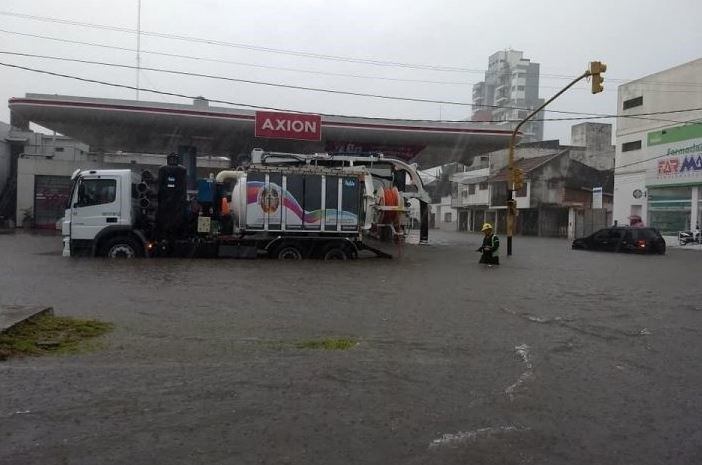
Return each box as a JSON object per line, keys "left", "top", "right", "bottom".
{"left": 0, "top": 314, "right": 113, "bottom": 361}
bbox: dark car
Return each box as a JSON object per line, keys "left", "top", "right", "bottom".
{"left": 572, "top": 227, "right": 666, "bottom": 254}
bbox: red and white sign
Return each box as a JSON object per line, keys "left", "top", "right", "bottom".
{"left": 657, "top": 157, "right": 679, "bottom": 176}
{"left": 255, "top": 111, "right": 322, "bottom": 141}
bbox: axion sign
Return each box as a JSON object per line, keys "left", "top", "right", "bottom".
{"left": 255, "top": 111, "right": 322, "bottom": 141}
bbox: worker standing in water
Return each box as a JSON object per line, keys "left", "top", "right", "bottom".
{"left": 477, "top": 223, "right": 500, "bottom": 266}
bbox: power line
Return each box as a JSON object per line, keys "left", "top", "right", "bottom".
{"left": 0, "top": 10, "right": 480, "bottom": 73}
{"left": 1, "top": 61, "right": 298, "bottom": 113}
{"left": 2, "top": 50, "right": 694, "bottom": 125}
{"left": 4, "top": 29, "right": 702, "bottom": 99}
{"left": 2, "top": 61, "right": 701, "bottom": 126}
{"left": 4, "top": 9, "right": 701, "bottom": 87}
{"left": 3, "top": 29, "right": 702, "bottom": 97}
{"left": 0, "top": 50, "right": 493, "bottom": 108}
{"left": 0, "top": 29, "right": 473, "bottom": 87}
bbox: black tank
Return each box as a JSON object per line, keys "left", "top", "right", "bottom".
{"left": 156, "top": 155, "right": 187, "bottom": 239}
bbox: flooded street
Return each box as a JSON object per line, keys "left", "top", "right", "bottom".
{"left": 1, "top": 231, "right": 701, "bottom": 465}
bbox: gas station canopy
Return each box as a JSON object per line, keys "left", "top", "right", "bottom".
{"left": 9, "top": 94, "right": 519, "bottom": 168}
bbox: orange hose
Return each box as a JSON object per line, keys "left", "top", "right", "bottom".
{"left": 380, "top": 186, "right": 400, "bottom": 224}
{"left": 220, "top": 197, "right": 231, "bottom": 216}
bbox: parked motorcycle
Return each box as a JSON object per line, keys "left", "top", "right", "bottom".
{"left": 679, "top": 230, "right": 700, "bottom": 246}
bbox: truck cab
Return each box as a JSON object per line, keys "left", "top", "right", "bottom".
{"left": 63, "top": 169, "right": 142, "bottom": 257}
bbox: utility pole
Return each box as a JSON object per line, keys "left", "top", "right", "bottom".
{"left": 136, "top": 0, "right": 142, "bottom": 100}
{"left": 506, "top": 61, "right": 607, "bottom": 256}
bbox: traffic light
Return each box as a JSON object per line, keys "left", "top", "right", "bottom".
{"left": 512, "top": 167, "right": 524, "bottom": 190}
{"left": 589, "top": 61, "right": 607, "bottom": 94}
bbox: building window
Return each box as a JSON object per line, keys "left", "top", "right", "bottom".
{"left": 468, "top": 184, "right": 476, "bottom": 195}
{"left": 461, "top": 190, "right": 468, "bottom": 198}
{"left": 479, "top": 182, "right": 488, "bottom": 191}
{"left": 623, "top": 96, "right": 643, "bottom": 110}
{"left": 516, "top": 184, "right": 527, "bottom": 197}
{"left": 622, "top": 140, "right": 642, "bottom": 152}
{"left": 648, "top": 186, "right": 692, "bottom": 234}
{"left": 517, "top": 85, "right": 525, "bottom": 91}
{"left": 54, "top": 147, "right": 64, "bottom": 153}
{"left": 444, "top": 212, "right": 452, "bottom": 223}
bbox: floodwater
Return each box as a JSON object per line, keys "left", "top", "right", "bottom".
{"left": 1, "top": 231, "right": 701, "bottom": 465}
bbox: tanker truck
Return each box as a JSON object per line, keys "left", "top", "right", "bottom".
{"left": 61, "top": 149, "right": 430, "bottom": 259}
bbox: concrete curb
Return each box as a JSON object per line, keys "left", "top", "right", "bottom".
{"left": 0, "top": 305, "right": 54, "bottom": 334}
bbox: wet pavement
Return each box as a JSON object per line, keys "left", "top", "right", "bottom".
{"left": 1, "top": 230, "right": 701, "bottom": 465}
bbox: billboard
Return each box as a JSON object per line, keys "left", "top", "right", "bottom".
{"left": 646, "top": 124, "right": 702, "bottom": 186}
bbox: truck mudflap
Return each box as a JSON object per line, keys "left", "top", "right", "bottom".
{"left": 359, "top": 235, "right": 404, "bottom": 259}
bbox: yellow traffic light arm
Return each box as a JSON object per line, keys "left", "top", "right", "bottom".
{"left": 505, "top": 62, "right": 606, "bottom": 256}
{"left": 507, "top": 68, "right": 592, "bottom": 188}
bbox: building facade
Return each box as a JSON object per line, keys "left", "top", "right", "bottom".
{"left": 430, "top": 196, "right": 458, "bottom": 230}
{"left": 452, "top": 123, "right": 615, "bottom": 237}
{"left": 472, "top": 49, "right": 545, "bottom": 142}
{"left": 613, "top": 59, "right": 702, "bottom": 234}
{"left": 450, "top": 156, "right": 490, "bottom": 232}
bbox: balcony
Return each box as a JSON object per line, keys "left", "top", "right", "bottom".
{"left": 451, "top": 190, "right": 490, "bottom": 208}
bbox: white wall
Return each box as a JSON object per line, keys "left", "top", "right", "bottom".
{"left": 451, "top": 168, "right": 489, "bottom": 208}
{"left": 515, "top": 180, "right": 531, "bottom": 209}
{"left": 431, "top": 195, "right": 457, "bottom": 230}
{"left": 453, "top": 182, "right": 490, "bottom": 207}
{"left": 617, "top": 59, "right": 702, "bottom": 138}
{"left": 17, "top": 131, "right": 90, "bottom": 161}
{"left": 613, "top": 172, "right": 646, "bottom": 226}
{"left": 0, "top": 122, "right": 11, "bottom": 195}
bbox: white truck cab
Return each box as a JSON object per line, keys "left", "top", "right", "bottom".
{"left": 63, "top": 169, "right": 139, "bottom": 257}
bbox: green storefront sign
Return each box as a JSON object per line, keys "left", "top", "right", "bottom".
{"left": 648, "top": 124, "right": 702, "bottom": 147}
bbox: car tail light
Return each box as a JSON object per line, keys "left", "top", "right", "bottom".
{"left": 636, "top": 240, "right": 647, "bottom": 248}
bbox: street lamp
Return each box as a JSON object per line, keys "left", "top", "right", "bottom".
{"left": 505, "top": 61, "right": 607, "bottom": 256}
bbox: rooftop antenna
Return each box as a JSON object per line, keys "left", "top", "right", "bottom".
{"left": 136, "top": 0, "right": 141, "bottom": 100}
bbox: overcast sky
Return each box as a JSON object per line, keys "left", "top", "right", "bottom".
{"left": 1, "top": 0, "right": 700, "bottom": 144}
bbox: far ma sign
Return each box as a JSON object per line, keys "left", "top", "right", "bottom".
{"left": 255, "top": 111, "right": 322, "bottom": 141}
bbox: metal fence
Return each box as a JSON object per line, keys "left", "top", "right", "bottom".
{"left": 575, "top": 208, "right": 608, "bottom": 238}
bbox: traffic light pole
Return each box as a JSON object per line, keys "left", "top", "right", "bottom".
{"left": 506, "top": 68, "right": 595, "bottom": 256}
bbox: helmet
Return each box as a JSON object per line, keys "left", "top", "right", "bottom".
{"left": 481, "top": 223, "right": 493, "bottom": 232}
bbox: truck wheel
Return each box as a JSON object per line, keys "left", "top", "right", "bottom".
{"left": 274, "top": 243, "right": 304, "bottom": 260}
{"left": 321, "top": 243, "right": 352, "bottom": 260}
{"left": 101, "top": 236, "right": 143, "bottom": 258}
